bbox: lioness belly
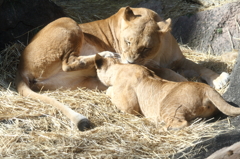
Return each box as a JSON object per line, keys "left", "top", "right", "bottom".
{"left": 31, "top": 69, "right": 98, "bottom": 91}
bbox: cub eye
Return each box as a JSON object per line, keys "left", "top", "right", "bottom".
{"left": 125, "top": 39, "right": 131, "bottom": 46}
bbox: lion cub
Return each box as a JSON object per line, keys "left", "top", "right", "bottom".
{"left": 95, "top": 52, "right": 240, "bottom": 129}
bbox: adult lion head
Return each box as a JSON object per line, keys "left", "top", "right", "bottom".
{"left": 118, "top": 7, "right": 171, "bottom": 65}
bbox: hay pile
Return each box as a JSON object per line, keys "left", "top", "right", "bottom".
{"left": 0, "top": 42, "right": 237, "bottom": 158}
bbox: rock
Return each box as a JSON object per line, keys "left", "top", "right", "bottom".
{"left": 207, "top": 142, "right": 240, "bottom": 159}
{"left": 0, "top": 0, "right": 65, "bottom": 50}
{"left": 189, "top": 0, "right": 238, "bottom": 7}
{"left": 172, "top": 2, "right": 240, "bottom": 55}
{"left": 134, "top": 0, "right": 164, "bottom": 18}
{"left": 173, "top": 116, "right": 240, "bottom": 158}
{"left": 134, "top": 0, "right": 200, "bottom": 20}
{"left": 223, "top": 52, "right": 240, "bottom": 106}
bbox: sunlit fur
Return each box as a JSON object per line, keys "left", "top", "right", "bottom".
{"left": 16, "top": 6, "right": 229, "bottom": 130}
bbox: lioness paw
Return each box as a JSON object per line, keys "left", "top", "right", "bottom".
{"left": 98, "top": 51, "right": 119, "bottom": 58}
{"left": 212, "top": 72, "right": 230, "bottom": 89}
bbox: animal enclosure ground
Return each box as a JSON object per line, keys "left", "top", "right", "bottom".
{"left": 0, "top": 43, "right": 237, "bottom": 158}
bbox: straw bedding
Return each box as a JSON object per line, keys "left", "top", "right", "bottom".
{"left": 0, "top": 42, "right": 237, "bottom": 158}
{"left": 0, "top": 1, "right": 238, "bottom": 158}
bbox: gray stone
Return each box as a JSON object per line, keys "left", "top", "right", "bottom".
{"left": 0, "top": 0, "right": 65, "bottom": 50}
{"left": 172, "top": 2, "right": 240, "bottom": 55}
{"left": 223, "top": 52, "right": 240, "bottom": 106}
{"left": 134, "top": 0, "right": 164, "bottom": 18}
{"left": 173, "top": 116, "right": 240, "bottom": 159}
{"left": 207, "top": 141, "right": 240, "bottom": 159}
{"left": 189, "top": 0, "right": 238, "bottom": 7}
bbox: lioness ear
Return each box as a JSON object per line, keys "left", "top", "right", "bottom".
{"left": 95, "top": 53, "right": 104, "bottom": 69}
{"left": 157, "top": 18, "right": 172, "bottom": 33}
{"left": 124, "top": 6, "right": 137, "bottom": 21}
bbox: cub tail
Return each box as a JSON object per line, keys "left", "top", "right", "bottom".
{"left": 206, "top": 87, "right": 240, "bottom": 116}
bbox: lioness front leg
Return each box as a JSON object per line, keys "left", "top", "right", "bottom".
{"left": 175, "top": 58, "right": 230, "bottom": 89}
{"left": 62, "top": 51, "right": 117, "bottom": 72}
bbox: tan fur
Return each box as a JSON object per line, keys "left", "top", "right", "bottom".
{"left": 95, "top": 53, "right": 240, "bottom": 129}
{"left": 16, "top": 7, "right": 229, "bottom": 130}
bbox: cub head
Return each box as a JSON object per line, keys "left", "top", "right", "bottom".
{"left": 94, "top": 52, "right": 120, "bottom": 86}
{"left": 118, "top": 7, "right": 171, "bottom": 65}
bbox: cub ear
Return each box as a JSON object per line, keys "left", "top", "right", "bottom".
{"left": 95, "top": 53, "right": 104, "bottom": 69}
{"left": 157, "top": 18, "right": 172, "bottom": 33}
{"left": 124, "top": 6, "right": 137, "bottom": 21}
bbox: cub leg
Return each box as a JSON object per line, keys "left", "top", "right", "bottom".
{"left": 161, "top": 103, "right": 189, "bottom": 130}
{"left": 164, "top": 117, "right": 189, "bottom": 130}
{"left": 107, "top": 86, "right": 141, "bottom": 115}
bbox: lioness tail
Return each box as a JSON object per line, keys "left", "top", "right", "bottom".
{"left": 16, "top": 73, "right": 91, "bottom": 131}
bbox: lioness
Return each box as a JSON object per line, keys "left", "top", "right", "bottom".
{"left": 16, "top": 6, "right": 229, "bottom": 131}
{"left": 95, "top": 52, "right": 240, "bottom": 129}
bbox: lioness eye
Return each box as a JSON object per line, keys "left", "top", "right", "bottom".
{"left": 125, "top": 39, "right": 131, "bottom": 46}
{"left": 140, "top": 48, "right": 151, "bottom": 58}
{"left": 142, "top": 47, "right": 150, "bottom": 53}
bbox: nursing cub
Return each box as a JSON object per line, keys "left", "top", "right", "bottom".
{"left": 95, "top": 52, "right": 240, "bottom": 129}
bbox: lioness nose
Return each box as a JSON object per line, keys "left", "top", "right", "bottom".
{"left": 127, "top": 60, "right": 134, "bottom": 64}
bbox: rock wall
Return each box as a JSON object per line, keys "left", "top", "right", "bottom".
{"left": 224, "top": 52, "right": 240, "bottom": 106}
{"left": 173, "top": 115, "right": 240, "bottom": 158}
{"left": 207, "top": 141, "right": 240, "bottom": 159}
{"left": 0, "top": 0, "right": 65, "bottom": 50}
{"left": 172, "top": 2, "right": 240, "bottom": 55}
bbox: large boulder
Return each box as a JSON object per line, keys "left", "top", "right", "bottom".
{"left": 0, "top": 0, "right": 65, "bottom": 50}
{"left": 173, "top": 116, "right": 240, "bottom": 159}
{"left": 172, "top": 2, "right": 240, "bottom": 55}
{"left": 134, "top": 0, "right": 164, "bottom": 18}
{"left": 189, "top": 0, "right": 238, "bottom": 7}
{"left": 223, "top": 52, "right": 240, "bottom": 106}
{"left": 207, "top": 141, "right": 240, "bottom": 159}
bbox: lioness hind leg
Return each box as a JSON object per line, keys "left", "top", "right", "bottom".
{"left": 146, "top": 65, "right": 188, "bottom": 82}
{"left": 106, "top": 86, "right": 113, "bottom": 97}
{"left": 175, "top": 58, "right": 230, "bottom": 89}
{"left": 164, "top": 118, "right": 189, "bottom": 130}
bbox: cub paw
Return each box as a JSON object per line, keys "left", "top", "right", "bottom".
{"left": 98, "top": 51, "right": 120, "bottom": 58}
{"left": 212, "top": 72, "right": 230, "bottom": 89}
